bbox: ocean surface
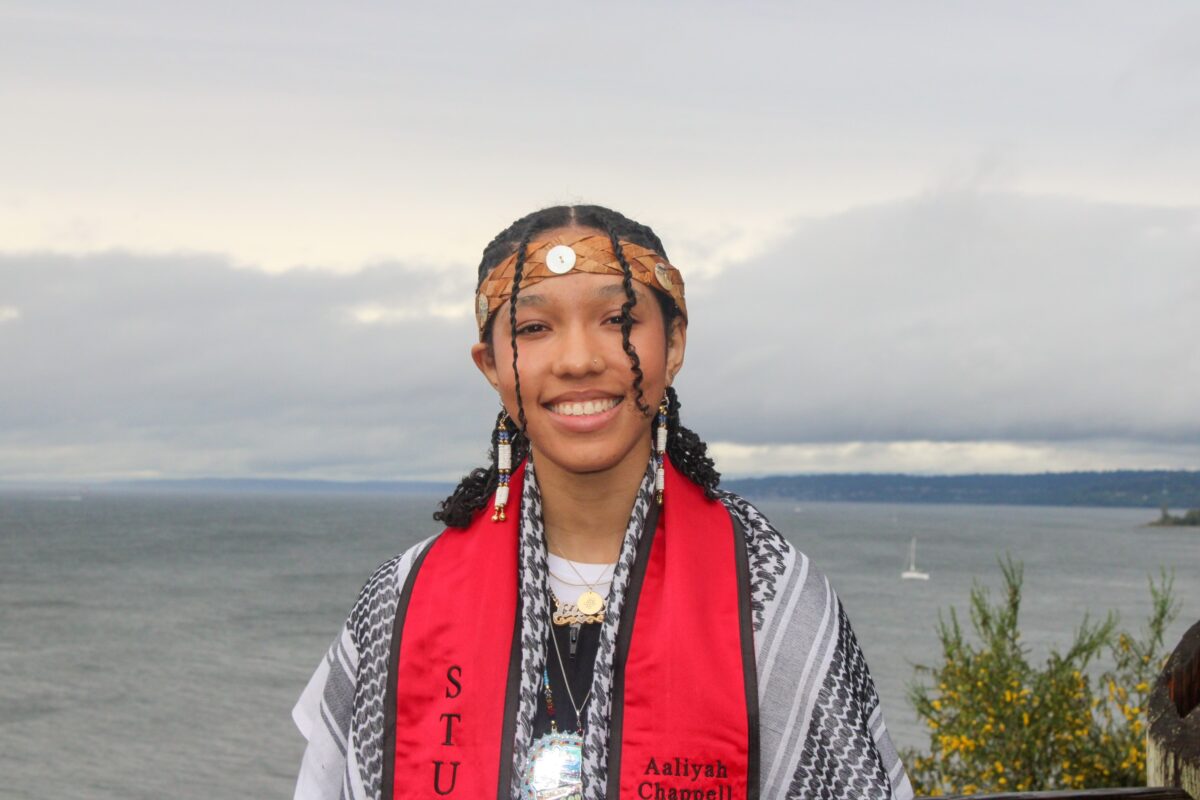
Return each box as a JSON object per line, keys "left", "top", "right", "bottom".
{"left": 1, "top": 490, "right": 1196, "bottom": 799}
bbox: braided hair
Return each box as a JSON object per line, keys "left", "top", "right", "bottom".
{"left": 433, "top": 205, "right": 720, "bottom": 528}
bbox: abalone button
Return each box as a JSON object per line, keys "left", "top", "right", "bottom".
{"left": 654, "top": 262, "right": 673, "bottom": 290}
{"left": 476, "top": 294, "right": 489, "bottom": 328}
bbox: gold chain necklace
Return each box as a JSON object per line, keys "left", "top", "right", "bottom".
{"left": 552, "top": 555, "right": 612, "bottom": 616}
{"left": 546, "top": 566, "right": 614, "bottom": 588}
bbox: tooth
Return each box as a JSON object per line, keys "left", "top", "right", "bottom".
{"left": 551, "top": 399, "right": 623, "bottom": 416}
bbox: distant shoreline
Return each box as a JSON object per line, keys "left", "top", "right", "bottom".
{"left": 1147, "top": 508, "right": 1200, "bottom": 527}
{"left": 3, "top": 468, "right": 1199, "bottom": 509}
{"left": 723, "top": 469, "right": 1200, "bottom": 509}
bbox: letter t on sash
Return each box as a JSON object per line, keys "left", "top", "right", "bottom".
{"left": 440, "top": 713, "right": 461, "bottom": 746}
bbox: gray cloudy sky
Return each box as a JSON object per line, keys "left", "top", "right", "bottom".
{"left": 2, "top": 1, "right": 1198, "bottom": 480}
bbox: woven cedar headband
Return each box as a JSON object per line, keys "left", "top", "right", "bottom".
{"left": 474, "top": 230, "right": 687, "bottom": 338}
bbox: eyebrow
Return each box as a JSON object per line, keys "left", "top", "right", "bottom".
{"left": 595, "top": 283, "right": 634, "bottom": 300}
{"left": 513, "top": 293, "right": 546, "bottom": 308}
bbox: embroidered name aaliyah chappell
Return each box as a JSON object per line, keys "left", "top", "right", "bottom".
{"left": 641, "top": 756, "right": 732, "bottom": 800}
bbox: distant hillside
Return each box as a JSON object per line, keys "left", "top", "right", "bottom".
{"left": 722, "top": 470, "right": 1200, "bottom": 508}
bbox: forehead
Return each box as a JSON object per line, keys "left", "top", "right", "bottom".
{"left": 510, "top": 271, "right": 655, "bottom": 309}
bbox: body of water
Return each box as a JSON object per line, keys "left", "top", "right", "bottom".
{"left": 1, "top": 491, "right": 1196, "bottom": 799}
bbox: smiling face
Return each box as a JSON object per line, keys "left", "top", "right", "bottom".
{"left": 472, "top": 230, "right": 686, "bottom": 482}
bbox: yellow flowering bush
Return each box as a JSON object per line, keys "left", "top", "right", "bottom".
{"left": 904, "top": 558, "right": 1176, "bottom": 795}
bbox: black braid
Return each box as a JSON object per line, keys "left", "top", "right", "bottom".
{"left": 606, "top": 223, "right": 650, "bottom": 417}
{"left": 433, "top": 414, "right": 529, "bottom": 528}
{"left": 508, "top": 229, "right": 534, "bottom": 434}
{"left": 434, "top": 204, "right": 721, "bottom": 526}
{"left": 663, "top": 384, "right": 721, "bottom": 499}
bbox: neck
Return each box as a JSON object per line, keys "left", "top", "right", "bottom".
{"left": 532, "top": 444, "right": 651, "bottom": 564}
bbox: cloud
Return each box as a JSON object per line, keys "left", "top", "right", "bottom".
{"left": 3, "top": 2, "right": 1198, "bottom": 270}
{"left": 708, "top": 439, "right": 1200, "bottom": 477}
{"left": 0, "top": 251, "right": 494, "bottom": 480}
{"left": 1, "top": 188, "right": 1197, "bottom": 481}
{"left": 682, "top": 190, "right": 1200, "bottom": 454}
{"left": 345, "top": 302, "right": 471, "bottom": 325}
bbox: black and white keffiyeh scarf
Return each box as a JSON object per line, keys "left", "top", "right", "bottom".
{"left": 291, "top": 460, "right": 913, "bottom": 800}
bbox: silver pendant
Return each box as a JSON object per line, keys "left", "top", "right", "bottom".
{"left": 520, "top": 731, "right": 583, "bottom": 800}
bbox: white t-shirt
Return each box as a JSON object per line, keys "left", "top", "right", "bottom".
{"left": 545, "top": 552, "right": 616, "bottom": 607}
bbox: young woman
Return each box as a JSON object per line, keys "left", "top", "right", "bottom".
{"left": 292, "top": 205, "right": 913, "bottom": 800}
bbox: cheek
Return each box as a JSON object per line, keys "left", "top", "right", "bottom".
{"left": 489, "top": 337, "right": 525, "bottom": 386}
{"left": 626, "top": 329, "right": 669, "bottom": 378}
{"left": 492, "top": 343, "right": 546, "bottom": 420}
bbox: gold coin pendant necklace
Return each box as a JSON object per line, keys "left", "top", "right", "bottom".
{"left": 553, "top": 551, "right": 614, "bottom": 617}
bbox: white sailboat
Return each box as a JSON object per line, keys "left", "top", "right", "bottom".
{"left": 901, "top": 536, "right": 930, "bottom": 581}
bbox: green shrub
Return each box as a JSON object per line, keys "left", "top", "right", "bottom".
{"left": 903, "top": 557, "right": 1177, "bottom": 796}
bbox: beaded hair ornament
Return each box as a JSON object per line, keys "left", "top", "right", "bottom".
{"left": 474, "top": 229, "right": 687, "bottom": 339}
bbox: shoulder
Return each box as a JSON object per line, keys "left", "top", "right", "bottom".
{"left": 347, "top": 533, "right": 440, "bottom": 651}
{"left": 714, "top": 488, "right": 818, "bottom": 633}
{"left": 713, "top": 489, "right": 847, "bottom": 641}
{"left": 714, "top": 488, "right": 793, "bottom": 567}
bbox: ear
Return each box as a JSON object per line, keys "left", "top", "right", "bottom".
{"left": 665, "top": 318, "right": 686, "bottom": 386}
{"left": 471, "top": 341, "right": 500, "bottom": 389}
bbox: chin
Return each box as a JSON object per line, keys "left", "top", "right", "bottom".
{"left": 531, "top": 440, "right": 650, "bottom": 478}
{"left": 538, "top": 450, "right": 624, "bottom": 475}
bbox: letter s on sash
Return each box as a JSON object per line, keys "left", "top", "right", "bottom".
{"left": 445, "top": 665, "right": 462, "bottom": 698}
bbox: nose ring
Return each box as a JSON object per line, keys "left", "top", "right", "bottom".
{"left": 591, "top": 357, "right": 602, "bottom": 369}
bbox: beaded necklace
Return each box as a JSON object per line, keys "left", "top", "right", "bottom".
{"left": 520, "top": 596, "right": 588, "bottom": 799}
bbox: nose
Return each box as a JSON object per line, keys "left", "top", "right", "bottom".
{"left": 551, "top": 324, "right": 605, "bottom": 379}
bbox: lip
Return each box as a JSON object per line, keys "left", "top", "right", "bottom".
{"left": 541, "top": 394, "right": 625, "bottom": 434}
{"left": 543, "top": 389, "right": 625, "bottom": 405}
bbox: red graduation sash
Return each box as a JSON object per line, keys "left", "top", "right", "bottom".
{"left": 383, "top": 459, "right": 759, "bottom": 799}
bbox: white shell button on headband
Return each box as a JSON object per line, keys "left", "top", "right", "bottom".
{"left": 545, "top": 245, "right": 577, "bottom": 274}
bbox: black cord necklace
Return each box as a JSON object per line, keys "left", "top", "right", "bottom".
{"left": 519, "top": 589, "right": 587, "bottom": 798}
